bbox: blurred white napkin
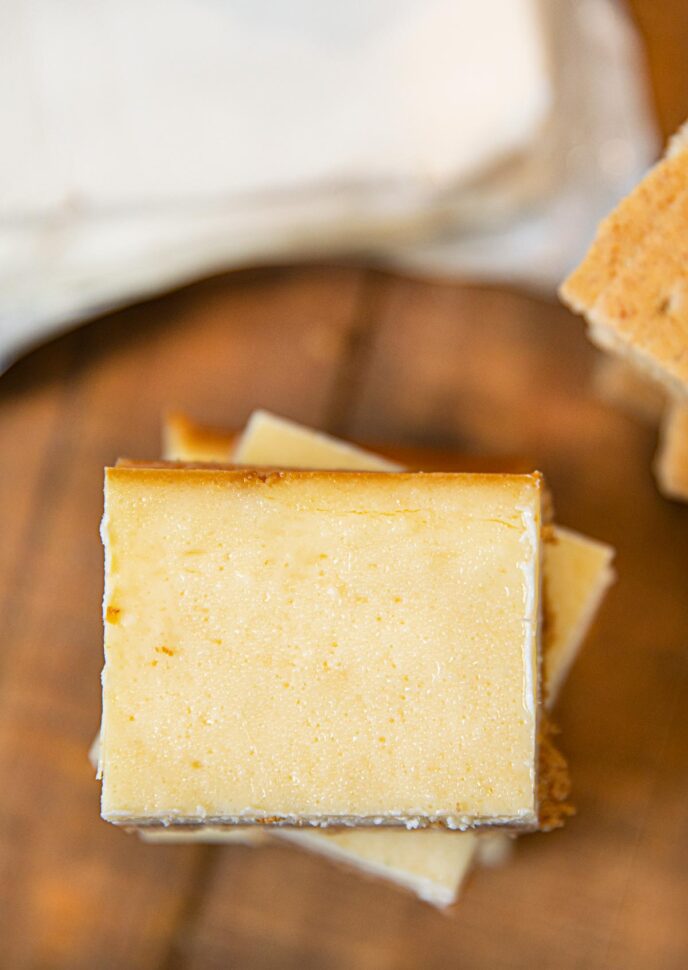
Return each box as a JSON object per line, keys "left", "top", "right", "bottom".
{"left": 0, "top": 0, "right": 656, "bottom": 369}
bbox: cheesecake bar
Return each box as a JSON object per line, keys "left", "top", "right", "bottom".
{"left": 655, "top": 402, "right": 688, "bottom": 501}
{"left": 100, "top": 466, "right": 544, "bottom": 829}
{"left": 560, "top": 122, "right": 688, "bottom": 398}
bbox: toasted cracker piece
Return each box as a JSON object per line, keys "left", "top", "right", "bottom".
{"left": 655, "top": 401, "right": 688, "bottom": 501}
{"left": 560, "top": 126, "right": 688, "bottom": 397}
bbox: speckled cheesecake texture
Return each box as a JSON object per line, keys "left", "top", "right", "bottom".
{"left": 100, "top": 466, "right": 543, "bottom": 830}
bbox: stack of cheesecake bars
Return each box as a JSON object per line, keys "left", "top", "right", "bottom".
{"left": 94, "top": 409, "right": 615, "bottom": 908}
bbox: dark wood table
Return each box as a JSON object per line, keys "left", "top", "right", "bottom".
{"left": 1, "top": 4, "right": 687, "bottom": 968}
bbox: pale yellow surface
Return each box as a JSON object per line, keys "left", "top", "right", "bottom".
{"left": 101, "top": 466, "right": 541, "bottom": 828}
{"left": 655, "top": 402, "right": 688, "bottom": 502}
{"left": 542, "top": 527, "right": 615, "bottom": 703}
{"left": 140, "top": 413, "right": 613, "bottom": 906}
{"left": 276, "top": 828, "right": 477, "bottom": 907}
{"left": 233, "top": 410, "right": 399, "bottom": 470}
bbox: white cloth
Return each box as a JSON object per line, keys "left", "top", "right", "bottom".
{"left": 0, "top": 0, "right": 656, "bottom": 369}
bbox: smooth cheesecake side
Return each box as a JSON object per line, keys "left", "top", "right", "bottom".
{"left": 233, "top": 409, "right": 399, "bottom": 470}
{"left": 542, "top": 526, "right": 615, "bottom": 704}
{"left": 100, "top": 466, "right": 543, "bottom": 829}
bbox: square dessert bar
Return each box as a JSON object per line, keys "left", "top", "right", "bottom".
{"left": 100, "top": 466, "right": 543, "bottom": 829}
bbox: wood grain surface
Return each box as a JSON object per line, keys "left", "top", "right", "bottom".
{"left": 1, "top": 6, "right": 687, "bottom": 969}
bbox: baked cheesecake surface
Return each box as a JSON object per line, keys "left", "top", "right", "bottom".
{"left": 100, "top": 466, "right": 542, "bottom": 828}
